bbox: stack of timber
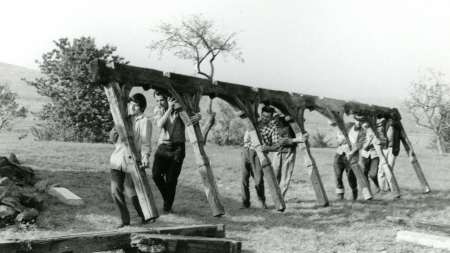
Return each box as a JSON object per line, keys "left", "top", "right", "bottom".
{"left": 0, "top": 224, "right": 242, "bottom": 253}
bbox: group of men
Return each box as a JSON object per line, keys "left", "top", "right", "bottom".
{"left": 329, "top": 114, "right": 401, "bottom": 201}
{"left": 107, "top": 91, "right": 400, "bottom": 227}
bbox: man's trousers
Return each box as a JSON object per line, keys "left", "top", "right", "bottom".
{"left": 241, "top": 147, "right": 265, "bottom": 206}
{"left": 360, "top": 156, "right": 380, "bottom": 189}
{"left": 272, "top": 149, "right": 296, "bottom": 198}
{"left": 378, "top": 147, "right": 396, "bottom": 191}
{"left": 152, "top": 143, "right": 185, "bottom": 212}
{"left": 110, "top": 169, "right": 144, "bottom": 225}
{"left": 333, "top": 153, "right": 358, "bottom": 194}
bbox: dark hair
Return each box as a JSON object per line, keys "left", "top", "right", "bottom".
{"left": 153, "top": 90, "right": 168, "bottom": 99}
{"left": 261, "top": 106, "right": 275, "bottom": 115}
{"left": 130, "top": 93, "right": 147, "bottom": 112}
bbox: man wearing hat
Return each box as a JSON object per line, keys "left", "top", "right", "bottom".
{"left": 329, "top": 114, "right": 366, "bottom": 200}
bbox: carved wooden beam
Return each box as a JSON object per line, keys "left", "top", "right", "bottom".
{"left": 104, "top": 81, "right": 159, "bottom": 221}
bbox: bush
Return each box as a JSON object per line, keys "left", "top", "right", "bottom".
{"left": 212, "top": 100, "right": 246, "bottom": 146}
{"left": 30, "top": 122, "right": 109, "bottom": 142}
{"left": 309, "top": 130, "right": 332, "bottom": 148}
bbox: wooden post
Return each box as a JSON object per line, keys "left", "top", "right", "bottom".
{"left": 363, "top": 120, "right": 401, "bottom": 198}
{"left": 398, "top": 121, "right": 431, "bottom": 193}
{"left": 165, "top": 81, "right": 225, "bottom": 217}
{"left": 289, "top": 108, "right": 329, "bottom": 206}
{"left": 104, "top": 81, "right": 159, "bottom": 221}
{"left": 318, "top": 109, "right": 373, "bottom": 200}
{"left": 231, "top": 95, "right": 286, "bottom": 211}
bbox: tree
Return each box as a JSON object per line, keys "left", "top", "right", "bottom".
{"left": 148, "top": 14, "right": 244, "bottom": 143}
{"left": 403, "top": 69, "right": 450, "bottom": 155}
{"left": 212, "top": 100, "right": 246, "bottom": 146}
{"left": 0, "top": 82, "right": 28, "bottom": 132}
{"left": 24, "top": 37, "right": 128, "bottom": 142}
{"left": 148, "top": 14, "right": 244, "bottom": 80}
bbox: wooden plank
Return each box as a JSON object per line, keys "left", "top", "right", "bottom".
{"left": 0, "top": 224, "right": 226, "bottom": 253}
{"left": 398, "top": 121, "right": 431, "bottom": 193}
{"left": 48, "top": 187, "right": 85, "bottom": 206}
{"left": 248, "top": 130, "right": 286, "bottom": 211}
{"left": 363, "top": 123, "right": 401, "bottom": 198}
{"left": 387, "top": 216, "right": 450, "bottom": 234}
{"left": 104, "top": 82, "right": 159, "bottom": 221}
{"left": 291, "top": 108, "right": 329, "bottom": 206}
{"left": 396, "top": 230, "right": 450, "bottom": 250}
{"left": 131, "top": 233, "right": 241, "bottom": 253}
{"left": 165, "top": 82, "right": 225, "bottom": 217}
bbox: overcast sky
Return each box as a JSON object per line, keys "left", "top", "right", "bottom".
{"left": 1, "top": 0, "right": 449, "bottom": 107}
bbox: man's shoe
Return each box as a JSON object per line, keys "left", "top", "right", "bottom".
{"left": 260, "top": 201, "right": 268, "bottom": 209}
{"left": 242, "top": 202, "right": 251, "bottom": 208}
{"left": 115, "top": 223, "right": 130, "bottom": 229}
{"left": 352, "top": 190, "right": 358, "bottom": 201}
{"left": 336, "top": 193, "right": 344, "bottom": 200}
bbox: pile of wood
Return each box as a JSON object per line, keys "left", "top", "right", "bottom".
{"left": 0, "top": 154, "right": 45, "bottom": 228}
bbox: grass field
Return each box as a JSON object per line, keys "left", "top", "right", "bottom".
{"left": 1, "top": 130, "right": 450, "bottom": 253}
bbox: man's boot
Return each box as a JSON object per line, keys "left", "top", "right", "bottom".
{"left": 336, "top": 193, "right": 344, "bottom": 200}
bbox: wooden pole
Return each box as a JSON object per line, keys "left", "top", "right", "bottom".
{"left": 363, "top": 120, "right": 401, "bottom": 198}
{"left": 231, "top": 95, "right": 286, "bottom": 211}
{"left": 319, "top": 109, "right": 373, "bottom": 200}
{"left": 398, "top": 121, "right": 431, "bottom": 193}
{"left": 104, "top": 81, "right": 159, "bottom": 221}
{"left": 290, "top": 108, "right": 329, "bottom": 206}
{"left": 166, "top": 80, "right": 225, "bottom": 217}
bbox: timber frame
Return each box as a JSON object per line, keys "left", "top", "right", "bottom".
{"left": 88, "top": 59, "right": 431, "bottom": 216}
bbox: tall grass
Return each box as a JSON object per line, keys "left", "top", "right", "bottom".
{"left": 0, "top": 132, "right": 449, "bottom": 252}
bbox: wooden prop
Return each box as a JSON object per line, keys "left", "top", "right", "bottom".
{"left": 387, "top": 216, "right": 450, "bottom": 234}
{"left": 396, "top": 230, "right": 450, "bottom": 251}
{"left": 104, "top": 81, "right": 159, "bottom": 221}
{"left": 201, "top": 97, "right": 216, "bottom": 143}
{"left": 363, "top": 117, "right": 401, "bottom": 198}
{"left": 317, "top": 109, "right": 373, "bottom": 200}
{"left": 0, "top": 224, "right": 226, "bottom": 252}
{"left": 284, "top": 106, "right": 329, "bottom": 206}
{"left": 397, "top": 121, "right": 431, "bottom": 193}
{"left": 131, "top": 233, "right": 241, "bottom": 253}
{"left": 232, "top": 95, "right": 286, "bottom": 211}
{"left": 165, "top": 79, "right": 225, "bottom": 217}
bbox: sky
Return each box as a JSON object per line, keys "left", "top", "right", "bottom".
{"left": 1, "top": 0, "right": 450, "bottom": 107}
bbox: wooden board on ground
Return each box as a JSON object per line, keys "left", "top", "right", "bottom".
{"left": 0, "top": 224, "right": 225, "bottom": 253}
{"left": 131, "top": 233, "right": 241, "bottom": 253}
{"left": 387, "top": 216, "right": 450, "bottom": 234}
{"left": 396, "top": 230, "right": 450, "bottom": 250}
{"left": 48, "top": 187, "right": 85, "bottom": 206}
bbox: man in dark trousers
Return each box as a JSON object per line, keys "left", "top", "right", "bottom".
{"left": 109, "top": 93, "right": 152, "bottom": 228}
{"left": 329, "top": 115, "right": 366, "bottom": 200}
{"left": 152, "top": 91, "right": 201, "bottom": 213}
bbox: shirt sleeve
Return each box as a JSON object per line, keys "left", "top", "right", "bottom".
{"left": 141, "top": 118, "right": 153, "bottom": 158}
{"left": 109, "top": 126, "right": 119, "bottom": 144}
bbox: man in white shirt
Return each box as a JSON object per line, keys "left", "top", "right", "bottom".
{"left": 109, "top": 93, "right": 152, "bottom": 228}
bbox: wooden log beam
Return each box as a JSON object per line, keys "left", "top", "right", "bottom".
{"left": 317, "top": 109, "right": 373, "bottom": 200}
{"left": 0, "top": 224, "right": 226, "bottom": 253}
{"left": 104, "top": 81, "right": 159, "bottom": 221}
{"left": 396, "top": 230, "right": 450, "bottom": 251}
{"left": 87, "top": 60, "right": 400, "bottom": 119}
{"left": 131, "top": 233, "right": 241, "bottom": 253}
{"left": 165, "top": 80, "right": 225, "bottom": 217}
{"left": 232, "top": 95, "right": 286, "bottom": 211}
{"left": 397, "top": 121, "right": 431, "bottom": 193}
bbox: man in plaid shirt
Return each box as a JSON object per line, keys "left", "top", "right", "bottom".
{"left": 241, "top": 106, "right": 281, "bottom": 209}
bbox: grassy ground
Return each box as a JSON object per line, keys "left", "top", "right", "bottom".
{"left": 0, "top": 131, "right": 449, "bottom": 253}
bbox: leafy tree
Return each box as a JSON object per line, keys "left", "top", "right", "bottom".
{"left": 0, "top": 82, "right": 28, "bottom": 132}
{"left": 403, "top": 69, "right": 450, "bottom": 155}
{"left": 24, "top": 37, "right": 128, "bottom": 142}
